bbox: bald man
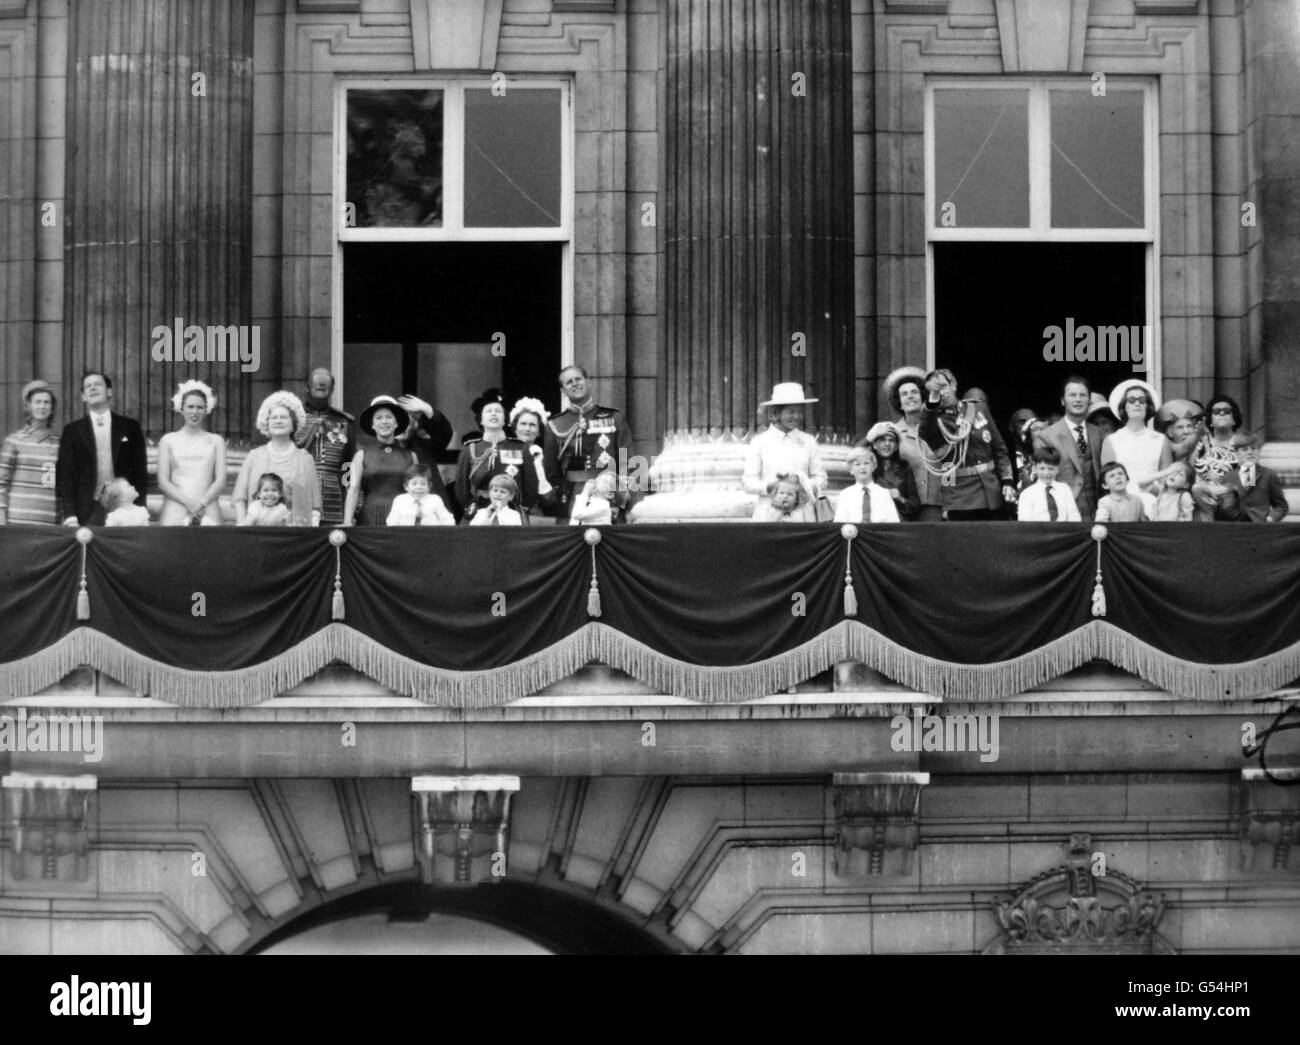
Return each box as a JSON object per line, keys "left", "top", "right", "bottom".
{"left": 297, "top": 369, "right": 356, "bottom": 526}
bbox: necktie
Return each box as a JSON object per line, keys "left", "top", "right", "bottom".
{"left": 1074, "top": 424, "right": 1089, "bottom": 461}
{"left": 414, "top": 503, "right": 423, "bottom": 526}
{"left": 490, "top": 509, "right": 500, "bottom": 526}
{"left": 862, "top": 487, "right": 871, "bottom": 523}
{"left": 1046, "top": 486, "right": 1059, "bottom": 521}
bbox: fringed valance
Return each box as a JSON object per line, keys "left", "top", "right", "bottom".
{"left": 1, "top": 524, "right": 1297, "bottom": 706}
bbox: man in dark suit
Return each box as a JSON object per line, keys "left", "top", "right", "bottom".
{"left": 1033, "top": 375, "right": 1103, "bottom": 520}
{"left": 57, "top": 371, "right": 149, "bottom": 525}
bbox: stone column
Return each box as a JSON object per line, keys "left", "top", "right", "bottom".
{"left": 63, "top": 0, "right": 253, "bottom": 440}
{"left": 663, "top": 0, "right": 854, "bottom": 434}
{"left": 1245, "top": 0, "right": 1300, "bottom": 442}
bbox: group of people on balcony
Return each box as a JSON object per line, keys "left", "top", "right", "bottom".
{"left": 738, "top": 369, "right": 1285, "bottom": 524}
{"left": 0, "top": 364, "right": 634, "bottom": 528}
{"left": 0, "top": 363, "right": 1286, "bottom": 528}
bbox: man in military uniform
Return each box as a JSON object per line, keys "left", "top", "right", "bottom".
{"left": 542, "top": 366, "right": 634, "bottom": 522}
{"left": 297, "top": 369, "right": 356, "bottom": 526}
{"left": 918, "top": 369, "right": 1016, "bottom": 520}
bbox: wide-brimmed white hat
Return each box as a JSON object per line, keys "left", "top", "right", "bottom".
{"left": 760, "top": 382, "right": 818, "bottom": 408}
{"left": 1108, "top": 379, "right": 1160, "bottom": 421}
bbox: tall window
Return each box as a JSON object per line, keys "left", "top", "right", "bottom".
{"left": 334, "top": 79, "right": 573, "bottom": 440}
{"left": 926, "top": 80, "right": 1155, "bottom": 240}
{"left": 924, "top": 79, "right": 1159, "bottom": 427}
{"left": 338, "top": 80, "right": 572, "bottom": 240}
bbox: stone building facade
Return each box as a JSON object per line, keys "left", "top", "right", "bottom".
{"left": 0, "top": 0, "right": 1298, "bottom": 954}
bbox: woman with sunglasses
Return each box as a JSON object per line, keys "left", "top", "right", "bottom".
{"left": 1100, "top": 379, "right": 1173, "bottom": 514}
{"left": 1189, "top": 393, "right": 1246, "bottom": 521}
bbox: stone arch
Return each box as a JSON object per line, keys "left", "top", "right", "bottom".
{"left": 240, "top": 878, "right": 678, "bottom": 955}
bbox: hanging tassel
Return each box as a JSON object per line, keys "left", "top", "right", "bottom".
{"left": 1090, "top": 524, "right": 1107, "bottom": 618}
{"left": 840, "top": 524, "right": 859, "bottom": 618}
{"left": 585, "top": 528, "right": 603, "bottom": 618}
{"left": 329, "top": 530, "right": 347, "bottom": 621}
{"left": 75, "top": 528, "right": 93, "bottom": 620}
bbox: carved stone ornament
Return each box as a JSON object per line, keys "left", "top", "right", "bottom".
{"left": 985, "top": 834, "right": 1172, "bottom": 954}
{"left": 1239, "top": 768, "right": 1300, "bottom": 873}
{"left": 831, "top": 772, "right": 928, "bottom": 879}
{"left": 411, "top": 775, "right": 520, "bottom": 886}
{"left": 2, "top": 772, "right": 97, "bottom": 882}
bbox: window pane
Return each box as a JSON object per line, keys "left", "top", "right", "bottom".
{"left": 464, "top": 88, "right": 562, "bottom": 228}
{"left": 1050, "top": 90, "right": 1144, "bottom": 229}
{"left": 346, "top": 90, "right": 444, "bottom": 228}
{"left": 933, "top": 88, "right": 1029, "bottom": 228}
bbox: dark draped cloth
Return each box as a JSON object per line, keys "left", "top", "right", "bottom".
{"left": 0, "top": 523, "right": 1296, "bottom": 705}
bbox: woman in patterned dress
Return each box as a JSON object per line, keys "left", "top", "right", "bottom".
{"left": 0, "top": 380, "right": 60, "bottom": 525}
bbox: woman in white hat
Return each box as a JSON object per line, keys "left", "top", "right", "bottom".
{"left": 1099, "top": 378, "right": 1173, "bottom": 509}
{"left": 742, "top": 383, "right": 828, "bottom": 522}
{"left": 0, "top": 380, "right": 60, "bottom": 525}
{"left": 882, "top": 366, "right": 942, "bottom": 521}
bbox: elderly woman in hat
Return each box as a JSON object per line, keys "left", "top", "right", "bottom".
{"left": 858, "top": 420, "right": 919, "bottom": 520}
{"left": 0, "top": 380, "right": 61, "bottom": 525}
{"left": 742, "top": 383, "right": 828, "bottom": 521}
{"left": 235, "top": 391, "right": 321, "bottom": 526}
{"left": 881, "top": 366, "right": 942, "bottom": 521}
{"left": 1099, "top": 379, "right": 1173, "bottom": 512}
{"left": 341, "top": 395, "right": 448, "bottom": 526}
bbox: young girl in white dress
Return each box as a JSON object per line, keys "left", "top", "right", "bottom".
{"left": 239, "top": 473, "right": 292, "bottom": 527}
{"left": 157, "top": 380, "right": 227, "bottom": 526}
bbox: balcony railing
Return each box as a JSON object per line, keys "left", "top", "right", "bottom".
{"left": 1, "top": 523, "right": 1297, "bottom": 707}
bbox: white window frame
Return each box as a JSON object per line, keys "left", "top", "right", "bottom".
{"left": 923, "top": 78, "right": 1160, "bottom": 386}
{"left": 332, "top": 77, "right": 575, "bottom": 401}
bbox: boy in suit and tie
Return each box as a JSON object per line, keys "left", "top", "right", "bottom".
{"left": 1017, "top": 445, "right": 1081, "bottom": 522}
{"left": 1032, "top": 375, "right": 1102, "bottom": 520}
{"left": 56, "top": 371, "right": 149, "bottom": 526}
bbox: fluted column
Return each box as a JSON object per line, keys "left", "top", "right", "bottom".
{"left": 64, "top": 0, "right": 253, "bottom": 439}
{"left": 1245, "top": 0, "right": 1300, "bottom": 441}
{"left": 664, "top": 0, "right": 854, "bottom": 432}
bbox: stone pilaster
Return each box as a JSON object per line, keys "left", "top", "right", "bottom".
{"left": 663, "top": 0, "right": 854, "bottom": 433}
{"left": 1244, "top": 0, "right": 1300, "bottom": 440}
{"left": 63, "top": 0, "right": 253, "bottom": 440}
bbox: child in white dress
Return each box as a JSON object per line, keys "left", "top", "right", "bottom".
{"left": 101, "top": 478, "right": 150, "bottom": 526}
{"left": 240, "top": 473, "right": 292, "bottom": 526}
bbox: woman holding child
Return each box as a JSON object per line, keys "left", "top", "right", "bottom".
{"left": 234, "top": 391, "right": 321, "bottom": 526}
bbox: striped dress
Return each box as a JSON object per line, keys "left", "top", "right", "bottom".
{"left": 0, "top": 424, "right": 60, "bottom": 525}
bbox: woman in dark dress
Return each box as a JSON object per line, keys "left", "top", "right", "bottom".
{"left": 858, "top": 421, "right": 920, "bottom": 520}
{"left": 342, "top": 395, "right": 451, "bottom": 525}
{"left": 455, "top": 398, "right": 538, "bottom": 522}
